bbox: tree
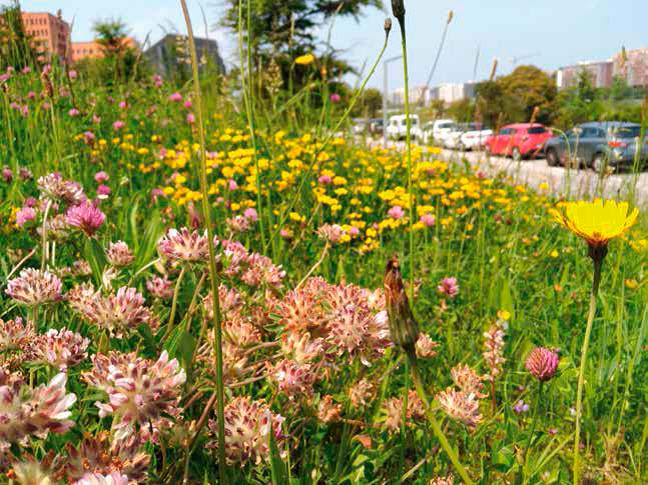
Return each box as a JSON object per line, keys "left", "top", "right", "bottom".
{"left": 475, "top": 65, "right": 557, "bottom": 127}
{"left": 352, "top": 87, "right": 382, "bottom": 118}
{"left": 446, "top": 98, "right": 474, "bottom": 123}
{"left": 0, "top": 1, "right": 38, "bottom": 70}
{"left": 220, "top": 0, "right": 382, "bottom": 90}
{"left": 83, "top": 19, "right": 146, "bottom": 86}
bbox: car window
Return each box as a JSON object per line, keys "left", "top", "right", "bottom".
{"left": 527, "top": 126, "right": 547, "bottom": 134}
{"left": 614, "top": 126, "right": 641, "bottom": 138}
{"left": 499, "top": 128, "right": 512, "bottom": 135}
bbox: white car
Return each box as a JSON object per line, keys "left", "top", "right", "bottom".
{"left": 459, "top": 125, "right": 493, "bottom": 150}
{"left": 423, "top": 119, "right": 456, "bottom": 145}
{"left": 387, "top": 114, "right": 423, "bottom": 141}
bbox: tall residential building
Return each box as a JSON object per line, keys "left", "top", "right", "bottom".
{"left": 20, "top": 10, "right": 71, "bottom": 63}
{"left": 613, "top": 47, "right": 648, "bottom": 88}
{"left": 555, "top": 60, "right": 614, "bottom": 89}
{"left": 433, "top": 82, "right": 477, "bottom": 104}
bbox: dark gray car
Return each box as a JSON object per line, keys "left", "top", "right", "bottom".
{"left": 544, "top": 122, "right": 647, "bottom": 172}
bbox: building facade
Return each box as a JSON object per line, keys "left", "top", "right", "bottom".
{"left": 556, "top": 60, "right": 614, "bottom": 89}
{"left": 145, "top": 34, "right": 225, "bottom": 77}
{"left": 613, "top": 47, "right": 648, "bottom": 88}
{"left": 21, "top": 11, "right": 71, "bottom": 63}
{"left": 71, "top": 38, "right": 138, "bottom": 62}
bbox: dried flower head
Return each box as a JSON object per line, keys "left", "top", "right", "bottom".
{"left": 348, "top": 378, "right": 375, "bottom": 409}
{"left": 0, "top": 317, "right": 35, "bottom": 352}
{"left": 384, "top": 256, "right": 419, "bottom": 355}
{"left": 525, "top": 347, "right": 559, "bottom": 382}
{"left": 6, "top": 268, "right": 62, "bottom": 306}
{"left": 451, "top": 364, "right": 487, "bottom": 399}
{"left": 318, "top": 395, "right": 342, "bottom": 423}
{"left": 382, "top": 390, "right": 425, "bottom": 432}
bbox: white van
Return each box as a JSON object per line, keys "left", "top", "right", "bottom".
{"left": 422, "top": 119, "right": 456, "bottom": 145}
{"left": 387, "top": 114, "right": 423, "bottom": 141}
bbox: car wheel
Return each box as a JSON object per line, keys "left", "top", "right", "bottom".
{"left": 546, "top": 148, "right": 559, "bottom": 167}
{"left": 512, "top": 147, "right": 522, "bottom": 161}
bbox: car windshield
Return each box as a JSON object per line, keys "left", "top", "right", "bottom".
{"left": 438, "top": 122, "right": 454, "bottom": 129}
{"left": 614, "top": 126, "right": 642, "bottom": 138}
{"left": 527, "top": 127, "right": 547, "bottom": 134}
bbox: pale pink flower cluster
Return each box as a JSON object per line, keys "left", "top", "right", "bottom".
{"left": 0, "top": 369, "right": 76, "bottom": 450}
{"left": 381, "top": 390, "right": 425, "bottom": 432}
{"left": 0, "top": 317, "right": 35, "bottom": 351}
{"left": 436, "top": 388, "right": 482, "bottom": 429}
{"left": 157, "top": 227, "right": 209, "bottom": 262}
{"left": 6, "top": 268, "right": 62, "bottom": 306}
{"left": 218, "top": 239, "right": 286, "bottom": 289}
{"left": 436, "top": 363, "right": 486, "bottom": 429}
{"left": 37, "top": 172, "right": 86, "bottom": 204}
{"left": 483, "top": 319, "right": 507, "bottom": 382}
{"left": 72, "top": 286, "right": 152, "bottom": 335}
{"left": 226, "top": 214, "right": 251, "bottom": 233}
{"left": 429, "top": 475, "right": 454, "bottom": 485}
{"left": 266, "top": 359, "right": 317, "bottom": 398}
{"left": 317, "top": 223, "right": 345, "bottom": 243}
{"left": 317, "top": 395, "right": 342, "bottom": 423}
{"left": 83, "top": 351, "right": 186, "bottom": 445}
{"left": 106, "top": 241, "right": 135, "bottom": 267}
{"left": 207, "top": 396, "right": 285, "bottom": 466}
{"left": 64, "top": 431, "right": 150, "bottom": 483}
{"left": 29, "top": 328, "right": 90, "bottom": 371}
{"left": 415, "top": 333, "right": 440, "bottom": 358}
{"left": 277, "top": 277, "right": 389, "bottom": 367}
{"left": 146, "top": 275, "right": 174, "bottom": 299}
{"left": 348, "top": 378, "right": 375, "bottom": 409}
{"left": 74, "top": 472, "right": 129, "bottom": 485}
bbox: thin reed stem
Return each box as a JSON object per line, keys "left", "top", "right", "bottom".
{"left": 178, "top": 1, "right": 227, "bottom": 482}
{"left": 573, "top": 256, "right": 603, "bottom": 485}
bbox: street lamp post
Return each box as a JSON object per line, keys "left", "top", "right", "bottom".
{"left": 383, "top": 55, "right": 402, "bottom": 147}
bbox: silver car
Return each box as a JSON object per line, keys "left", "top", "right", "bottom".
{"left": 544, "top": 122, "right": 647, "bottom": 172}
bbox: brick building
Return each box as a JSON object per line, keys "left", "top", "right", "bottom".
{"left": 21, "top": 10, "right": 71, "bottom": 63}
{"left": 71, "top": 38, "right": 138, "bottom": 62}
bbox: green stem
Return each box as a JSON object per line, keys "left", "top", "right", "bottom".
{"left": 165, "top": 265, "right": 187, "bottom": 339}
{"left": 396, "top": 15, "right": 416, "bottom": 300}
{"left": 407, "top": 353, "right": 473, "bottom": 484}
{"left": 179, "top": 1, "right": 227, "bottom": 483}
{"left": 573, "top": 256, "right": 603, "bottom": 485}
{"left": 522, "top": 381, "right": 543, "bottom": 483}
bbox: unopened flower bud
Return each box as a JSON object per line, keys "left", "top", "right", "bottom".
{"left": 447, "top": 10, "right": 454, "bottom": 24}
{"left": 384, "top": 255, "right": 419, "bottom": 355}
{"left": 384, "top": 18, "right": 392, "bottom": 34}
{"left": 391, "top": 0, "right": 405, "bottom": 23}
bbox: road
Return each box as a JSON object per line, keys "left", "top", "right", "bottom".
{"left": 369, "top": 138, "right": 648, "bottom": 209}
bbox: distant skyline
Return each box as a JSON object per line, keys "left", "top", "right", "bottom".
{"left": 7, "top": 0, "right": 648, "bottom": 89}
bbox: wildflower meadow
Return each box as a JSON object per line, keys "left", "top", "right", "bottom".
{"left": 0, "top": 1, "right": 646, "bottom": 484}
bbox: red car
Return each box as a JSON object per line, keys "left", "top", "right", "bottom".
{"left": 485, "top": 123, "right": 552, "bottom": 159}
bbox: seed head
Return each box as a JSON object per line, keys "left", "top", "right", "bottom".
{"left": 384, "top": 255, "right": 419, "bottom": 355}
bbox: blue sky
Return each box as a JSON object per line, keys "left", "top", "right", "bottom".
{"left": 9, "top": 0, "right": 648, "bottom": 88}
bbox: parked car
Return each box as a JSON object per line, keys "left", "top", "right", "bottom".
{"left": 460, "top": 125, "right": 493, "bottom": 151}
{"left": 422, "top": 119, "right": 456, "bottom": 145}
{"left": 387, "top": 114, "right": 423, "bottom": 141}
{"left": 544, "top": 121, "right": 647, "bottom": 172}
{"left": 444, "top": 123, "right": 492, "bottom": 150}
{"left": 369, "top": 118, "right": 384, "bottom": 135}
{"left": 485, "top": 123, "right": 552, "bottom": 159}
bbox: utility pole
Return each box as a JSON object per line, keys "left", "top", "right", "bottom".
{"left": 383, "top": 55, "right": 402, "bottom": 147}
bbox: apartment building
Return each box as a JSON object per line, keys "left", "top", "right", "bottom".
{"left": 20, "top": 10, "right": 71, "bottom": 63}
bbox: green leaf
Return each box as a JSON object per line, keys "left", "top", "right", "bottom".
{"left": 84, "top": 237, "right": 107, "bottom": 287}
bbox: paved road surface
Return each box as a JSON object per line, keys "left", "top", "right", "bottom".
{"left": 370, "top": 139, "right": 648, "bottom": 209}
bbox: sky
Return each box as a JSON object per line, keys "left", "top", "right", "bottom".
{"left": 9, "top": 0, "right": 648, "bottom": 89}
